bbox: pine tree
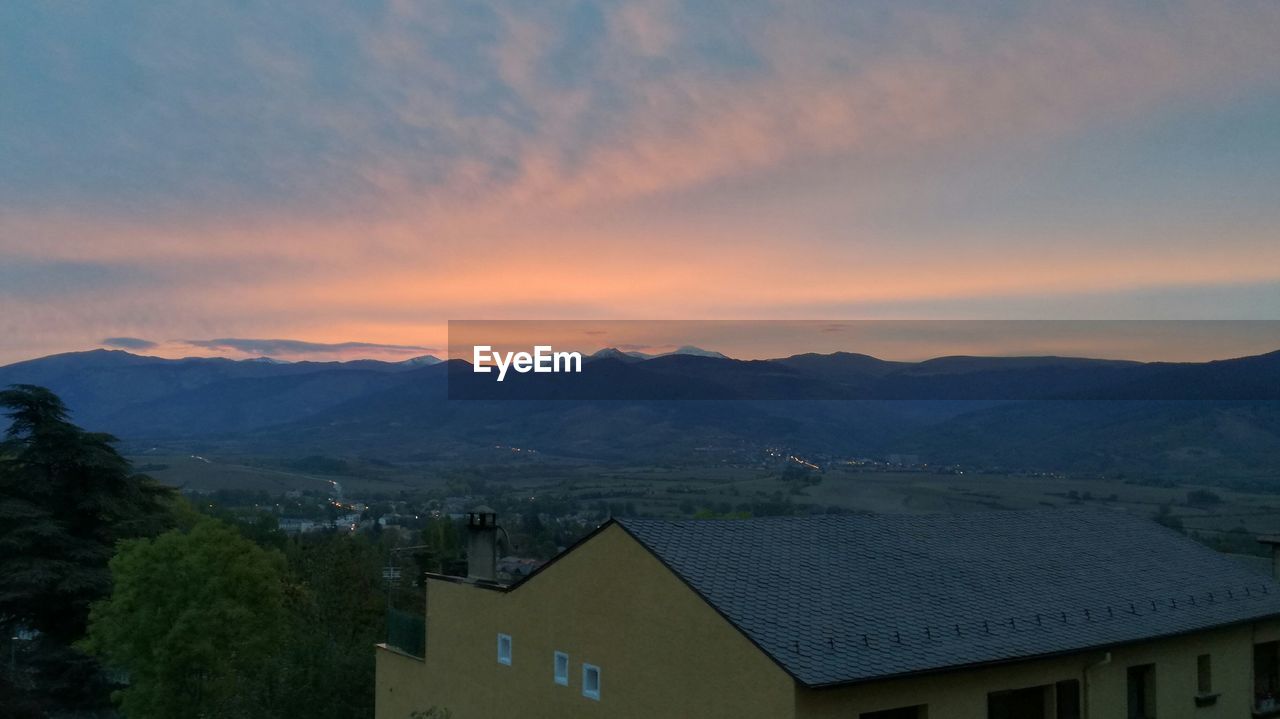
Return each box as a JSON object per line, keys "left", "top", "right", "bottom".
{"left": 0, "top": 384, "right": 173, "bottom": 709}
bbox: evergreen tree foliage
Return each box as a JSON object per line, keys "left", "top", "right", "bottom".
{"left": 0, "top": 384, "right": 173, "bottom": 709}
{"left": 276, "top": 532, "right": 385, "bottom": 719}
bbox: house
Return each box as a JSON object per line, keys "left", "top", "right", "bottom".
{"left": 375, "top": 508, "right": 1280, "bottom": 718}
{"left": 278, "top": 518, "right": 317, "bottom": 533}
{"left": 497, "top": 555, "right": 545, "bottom": 581}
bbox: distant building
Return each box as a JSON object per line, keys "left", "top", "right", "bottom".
{"left": 376, "top": 509, "right": 1280, "bottom": 718}
{"left": 278, "top": 518, "right": 317, "bottom": 533}
{"left": 496, "top": 556, "right": 544, "bottom": 581}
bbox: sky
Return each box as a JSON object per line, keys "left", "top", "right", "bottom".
{"left": 447, "top": 321, "right": 1280, "bottom": 363}
{"left": 2, "top": 1, "right": 1279, "bottom": 364}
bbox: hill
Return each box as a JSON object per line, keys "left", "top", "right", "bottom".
{"left": 1, "top": 349, "right": 1278, "bottom": 479}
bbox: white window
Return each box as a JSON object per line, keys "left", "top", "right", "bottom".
{"left": 582, "top": 663, "right": 601, "bottom": 700}
{"left": 497, "top": 633, "right": 512, "bottom": 666}
{"left": 554, "top": 651, "right": 569, "bottom": 686}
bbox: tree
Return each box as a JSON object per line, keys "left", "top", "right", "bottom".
{"left": 275, "top": 531, "right": 385, "bottom": 719}
{"left": 1153, "top": 503, "right": 1184, "bottom": 532}
{"left": 1187, "top": 489, "right": 1223, "bottom": 506}
{"left": 418, "top": 516, "right": 464, "bottom": 575}
{"left": 0, "top": 384, "right": 173, "bottom": 708}
{"left": 83, "top": 519, "right": 290, "bottom": 718}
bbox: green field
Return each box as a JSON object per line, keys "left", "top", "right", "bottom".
{"left": 130, "top": 453, "right": 412, "bottom": 495}
{"left": 133, "top": 451, "right": 1280, "bottom": 554}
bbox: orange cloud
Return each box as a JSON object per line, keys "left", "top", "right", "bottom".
{"left": 3, "top": 1, "right": 1280, "bottom": 364}
{"left": 359, "top": 1, "right": 1280, "bottom": 221}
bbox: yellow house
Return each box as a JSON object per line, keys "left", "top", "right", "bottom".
{"left": 376, "top": 509, "right": 1280, "bottom": 718}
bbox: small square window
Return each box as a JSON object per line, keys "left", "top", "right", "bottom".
{"left": 583, "top": 663, "right": 601, "bottom": 700}
{"left": 497, "top": 633, "right": 512, "bottom": 666}
{"left": 554, "top": 651, "right": 569, "bottom": 686}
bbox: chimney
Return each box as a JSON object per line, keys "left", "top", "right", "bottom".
{"left": 1258, "top": 535, "right": 1280, "bottom": 580}
{"left": 466, "top": 506, "right": 499, "bottom": 581}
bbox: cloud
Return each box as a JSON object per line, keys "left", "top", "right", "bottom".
{"left": 1, "top": 1, "right": 1279, "bottom": 365}
{"left": 102, "top": 336, "right": 158, "bottom": 350}
{"left": 5, "top": 1, "right": 1278, "bottom": 222}
{"left": 183, "top": 338, "right": 436, "bottom": 358}
{"left": 343, "top": 0, "right": 1280, "bottom": 224}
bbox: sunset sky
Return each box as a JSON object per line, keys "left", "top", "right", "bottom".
{"left": 3, "top": 1, "right": 1279, "bottom": 364}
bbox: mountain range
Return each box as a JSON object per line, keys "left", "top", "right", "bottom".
{"left": 1, "top": 348, "right": 1278, "bottom": 479}
{"left": 589, "top": 345, "right": 730, "bottom": 362}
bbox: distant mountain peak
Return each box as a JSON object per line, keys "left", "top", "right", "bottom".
{"left": 400, "top": 354, "right": 443, "bottom": 366}
{"left": 589, "top": 348, "right": 646, "bottom": 362}
{"left": 245, "top": 356, "right": 291, "bottom": 364}
{"left": 668, "top": 345, "right": 728, "bottom": 359}
{"left": 590, "top": 345, "right": 729, "bottom": 361}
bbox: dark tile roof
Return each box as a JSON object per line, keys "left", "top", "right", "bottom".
{"left": 616, "top": 510, "right": 1280, "bottom": 687}
{"left": 1229, "top": 553, "right": 1274, "bottom": 577}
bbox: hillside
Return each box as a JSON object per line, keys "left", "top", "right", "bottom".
{"left": 1, "top": 349, "right": 1278, "bottom": 479}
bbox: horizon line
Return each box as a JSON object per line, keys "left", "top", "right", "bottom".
{"left": 9, "top": 344, "right": 1280, "bottom": 369}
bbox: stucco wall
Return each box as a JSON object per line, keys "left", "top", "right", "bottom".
{"left": 376, "top": 523, "right": 797, "bottom": 719}
{"left": 375, "top": 646, "right": 429, "bottom": 719}
{"left": 375, "top": 522, "right": 1280, "bottom": 719}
